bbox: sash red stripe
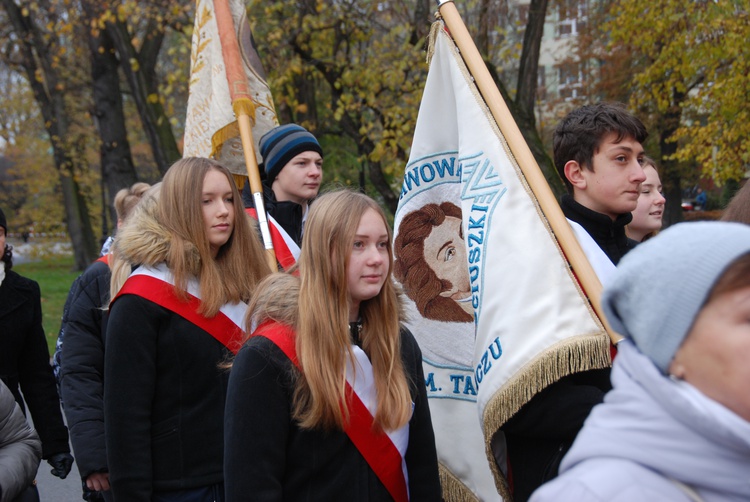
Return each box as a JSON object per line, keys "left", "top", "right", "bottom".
{"left": 245, "top": 208, "right": 297, "bottom": 271}
{"left": 113, "top": 275, "right": 244, "bottom": 354}
{"left": 255, "top": 321, "right": 408, "bottom": 502}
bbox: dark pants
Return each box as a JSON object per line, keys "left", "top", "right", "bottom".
{"left": 153, "top": 484, "right": 225, "bottom": 502}
{"left": 11, "top": 484, "right": 40, "bottom": 502}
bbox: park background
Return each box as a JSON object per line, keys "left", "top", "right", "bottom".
{"left": 1, "top": 0, "right": 747, "bottom": 271}
{"left": 1, "top": 1, "right": 745, "bottom": 498}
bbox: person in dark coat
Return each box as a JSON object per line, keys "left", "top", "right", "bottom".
{"left": 500, "top": 103, "right": 649, "bottom": 501}
{"left": 58, "top": 182, "right": 151, "bottom": 502}
{"left": 104, "top": 159, "right": 270, "bottom": 501}
{"left": 0, "top": 207, "right": 74, "bottom": 484}
{"left": 225, "top": 190, "right": 441, "bottom": 501}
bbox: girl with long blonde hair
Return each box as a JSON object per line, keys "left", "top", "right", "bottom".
{"left": 104, "top": 158, "right": 270, "bottom": 501}
{"left": 224, "top": 189, "right": 441, "bottom": 501}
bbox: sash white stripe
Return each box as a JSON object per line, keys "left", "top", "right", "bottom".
{"left": 346, "top": 345, "right": 411, "bottom": 495}
{"left": 129, "top": 263, "right": 247, "bottom": 329}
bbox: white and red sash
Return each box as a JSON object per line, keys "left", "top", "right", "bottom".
{"left": 113, "top": 263, "right": 247, "bottom": 354}
{"left": 245, "top": 208, "right": 300, "bottom": 271}
{"left": 255, "top": 321, "right": 411, "bottom": 502}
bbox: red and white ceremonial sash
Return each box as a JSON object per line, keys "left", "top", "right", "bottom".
{"left": 245, "top": 208, "right": 300, "bottom": 271}
{"left": 113, "top": 263, "right": 247, "bottom": 354}
{"left": 255, "top": 321, "right": 410, "bottom": 502}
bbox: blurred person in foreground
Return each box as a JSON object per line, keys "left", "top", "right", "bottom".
{"left": 721, "top": 180, "right": 750, "bottom": 225}
{"left": 532, "top": 221, "right": 750, "bottom": 501}
{"left": 0, "top": 379, "right": 42, "bottom": 502}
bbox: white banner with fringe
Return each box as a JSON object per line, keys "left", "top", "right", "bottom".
{"left": 183, "top": 0, "right": 278, "bottom": 174}
{"left": 393, "top": 25, "right": 609, "bottom": 501}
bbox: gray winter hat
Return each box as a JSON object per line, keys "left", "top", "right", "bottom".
{"left": 602, "top": 221, "right": 750, "bottom": 373}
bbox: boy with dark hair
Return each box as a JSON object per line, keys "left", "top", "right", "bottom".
{"left": 501, "top": 103, "right": 648, "bottom": 501}
{"left": 555, "top": 102, "right": 648, "bottom": 271}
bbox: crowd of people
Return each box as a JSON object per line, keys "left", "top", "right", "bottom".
{"left": 1, "top": 106, "right": 748, "bottom": 502}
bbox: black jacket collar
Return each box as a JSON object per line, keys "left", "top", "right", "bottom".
{"left": 561, "top": 194, "right": 637, "bottom": 265}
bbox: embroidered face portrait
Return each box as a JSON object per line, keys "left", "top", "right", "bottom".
{"left": 394, "top": 202, "right": 473, "bottom": 323}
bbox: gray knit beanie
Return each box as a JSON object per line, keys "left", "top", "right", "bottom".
{"left": 602, "top": 221, "right": 750, "bottom": 373}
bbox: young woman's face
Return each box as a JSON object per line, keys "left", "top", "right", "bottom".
{"left": 201, "top": 169, "right": 235, "bottom": 258}
{"left": 629, "top": 165, "right": 665, "bottom": 241}
{"left": 669, "top": 285, "right": 750, "bottom": 421}
{"left": 347, "top": 208, "right": 389, "bottom": 321}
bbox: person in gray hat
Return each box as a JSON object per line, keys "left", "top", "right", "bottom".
{"left": 532, "top": 221, "right": 750, "bottom": 502}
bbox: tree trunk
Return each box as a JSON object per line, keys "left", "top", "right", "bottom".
{"left": 660, "top": 92, "right": 685, "bottom": 228}
{"left": 513, "top": 0, "right": 564, "bottom": 197}
{"left": 478, "top": 0, "right": 564, "bottom": 198}
{"left": 107, "top": 16, "right": 180, "bottom": 174}
{"left": 82, "top": 0, "right": 139, "bottom": 228}
{"left": 410, "top": 0, "right": 432, "bottom": 45}
{"left": 2, "top": 0, "right": 97, "bottom": 269}
{"left": 516, "top": 0, "right": 546, "bottom": 126}
{"left": 476, "top": 0, "right": 491, "bottom": 63}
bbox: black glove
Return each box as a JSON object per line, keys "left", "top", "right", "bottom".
{"left": 48, "top": 452, "right": 74, "bottom": 479}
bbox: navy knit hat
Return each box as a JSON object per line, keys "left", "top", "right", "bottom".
{"left": 259, "top": 124, "right": 323, "bottom": 183}
{"left": 0, "top": 207, "right": 6, "bottom": 234}
{"left": 602, "top": 221, "right": 750, "bottom": 373}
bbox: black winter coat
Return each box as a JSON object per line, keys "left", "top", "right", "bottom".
{"left": 104, "top": 292, "right": 234, "bottom": 500}
{"left": 59, "top": 258, "right": 110, "bottom": 480}
{"left": 0, "top": 268, "right": 70, "bottom": 459}
{"left": 224, "top": 324, "right": 442, "bottom": 501}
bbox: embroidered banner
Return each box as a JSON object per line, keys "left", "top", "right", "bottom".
{"left": 393, "top": 25, "right": 609, "bottom": 500}
{"left": 183, "top": 0, "right": 278, "bottom": 174}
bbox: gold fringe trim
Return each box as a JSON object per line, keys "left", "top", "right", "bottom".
{"left": 210, "top": 122, "right": 240, "bottom": 159}
{"left": 483, "top": 334, "right": 611, "bottom": 435}
{"left": 232, "top": 174, "right": 246, "bottom": 189}
{"left": 439, "top": 463, "right": 480, "bottom": 502}
{"left": 232, "top": 98, "right": 257, "bottom": 124}
{"left": 481, "top": 334, "right": 611, "bottom": 498}
{"left": 426, "top": 20, "right": 444, "bottom": 65}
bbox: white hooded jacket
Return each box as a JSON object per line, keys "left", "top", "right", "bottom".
{"left": 531, "top": 340, "right": 750, "bottom": 502}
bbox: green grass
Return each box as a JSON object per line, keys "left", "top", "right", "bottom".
{"left": 14, "top": 254, "right": 79, "bottom": 355}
